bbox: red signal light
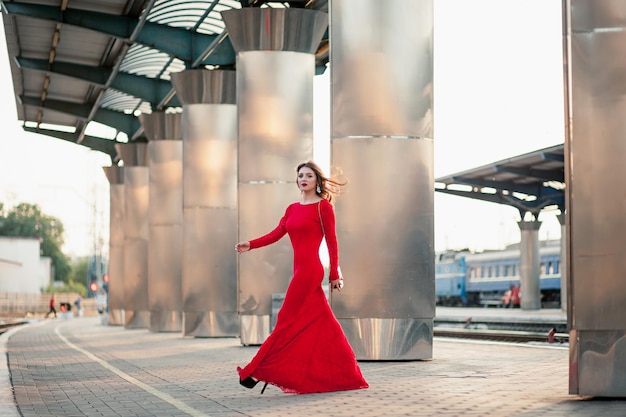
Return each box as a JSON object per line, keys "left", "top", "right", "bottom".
{"left": 103, "top": 273, "right": 109, "bottom": 283}
{"left": 89, "top": 282, "right": 99, "bottom": 293}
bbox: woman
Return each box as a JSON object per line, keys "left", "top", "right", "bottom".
{"left": 235, "top": 161, "right": 368, "bottom": 394}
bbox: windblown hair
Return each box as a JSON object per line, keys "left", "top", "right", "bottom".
{"left": 297, "top": 160, "right": 346, "bottom": 203}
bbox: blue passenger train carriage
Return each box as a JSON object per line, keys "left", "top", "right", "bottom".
{"left": 435, "top": 240, "right": 562, "bottom": 307}
{"left": 435, "top": 250, "right": 468, "bottom": 306}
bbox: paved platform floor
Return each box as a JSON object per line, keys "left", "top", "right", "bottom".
{"left": 1, "top": 313, "right": 625, "bottom": 417}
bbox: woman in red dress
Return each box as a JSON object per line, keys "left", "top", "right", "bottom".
{"left": 235, "top": 161, "right": 368, "bottom": 394}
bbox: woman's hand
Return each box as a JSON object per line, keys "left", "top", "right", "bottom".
{"left": 235, "top": 241, "right": 251, "bottom": 253}
{"left": 330, "top": 278, "right": 343, "bottom": 292}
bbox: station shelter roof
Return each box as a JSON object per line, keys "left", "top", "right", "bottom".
{"left": 1, "top": 1, "right": 328, "bottom": 163}
{"left": 435, "top": 143, "right": 565, "bottom": 219}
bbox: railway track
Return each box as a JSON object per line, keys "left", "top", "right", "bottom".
{"left": 434, "top": 327, "right": 569, "bottom": 344}
{"left": 435, "top": 316, "right": 567, "bottom": 332}
{"left": 0, "top": 320, "right": 28, "bottom": 336}
{"left": 434, "top": 314, "right": 568, "bottom": 344}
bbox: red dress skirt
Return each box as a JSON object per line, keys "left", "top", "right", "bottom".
{"left": 237, "top": 200, "right": 368, "bottom": 394}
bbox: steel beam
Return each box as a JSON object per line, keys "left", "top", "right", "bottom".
{"left": 3, "top": 2, "right": 235, "bottom": 66}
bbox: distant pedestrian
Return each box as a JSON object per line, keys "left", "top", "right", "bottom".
{"left": 509, "top": 284, "right": 521, "bottom": 308}
{"left": 45, "top": 294, "right": 57, "bottom": 318}
{"left": 501, "top": 289, "right": 512, "bottom": 307}
{"left": 74, "top": 295, "right": 83, "bottom": 317}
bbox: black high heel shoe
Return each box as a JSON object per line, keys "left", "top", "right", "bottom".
{"left": 239, "top": 377, "right": 269, "bottom": 394}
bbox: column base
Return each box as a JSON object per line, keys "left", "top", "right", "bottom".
{"left": 108, "top": 309, "right": 125, "bottom": 326}
{"left": 183, "top": 311, "right": 239, "bottom": 337}
{"left": 149, "top": 310, "right": 183, "bottom": 332}
{"left": 571, "top": 329, "right": 626, "bottom": 396}
{"left": 125, "top": 310, "right": 150, "bottom": 329}
{"left": 338, "top": 317, "right": 433, "bottom": 360}
{"left": 239, "top": 314, "right": 270, "bottom": 346}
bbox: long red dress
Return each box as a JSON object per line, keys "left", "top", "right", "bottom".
{"left": 237, "top": 200, "right": 369, "bottom": 394}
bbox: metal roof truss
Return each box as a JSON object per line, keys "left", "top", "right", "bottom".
{"left": 1, "top": 0, "right": 329, "bottom": 162}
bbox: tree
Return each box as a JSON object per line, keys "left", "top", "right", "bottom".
{"left": 69, "top": 257, "right": 89, "bottom": 286}
{"left": 0, "top": 203, "right": 71, "bottom": 283}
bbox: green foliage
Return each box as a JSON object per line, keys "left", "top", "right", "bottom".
{"left": 0, "top": 202, "right": 71, "bottom": 283}
{"left": 44, "top": 280, "right": 86, "bottom": 297}
{"left": 70, "top": 257, "right": 89, "bottom": 287}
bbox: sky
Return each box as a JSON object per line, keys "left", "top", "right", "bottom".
{"left": 0, "top": 0, "right": 565, "bottom": 258}
{"left": 430, "top": 0, "right": 565, "bottom": 250}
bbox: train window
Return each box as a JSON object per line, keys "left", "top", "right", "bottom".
{"left": 469, "top": 267, "right": 475, "bottom": 278}
{"left": 554, "top": 261, "right": 559, "bottom": 274}
{"left": 512, "top": 264, "right": 517, "bottom": 276}
{"left": 547, "top": 262, "right": 553, "bottom": 274}
{"left": 540, "top": 263, "right": 546, "bottom": 275}
{"left": 504, "top": 265, "right": 510, "bottom": 276}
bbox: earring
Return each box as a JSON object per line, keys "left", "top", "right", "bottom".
{"left": 316, "top": 184, "right": 321, "bottom": 194}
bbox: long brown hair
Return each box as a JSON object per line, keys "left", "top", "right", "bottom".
{"left": 297, "top": 160, "right": 346, "bottom": 203}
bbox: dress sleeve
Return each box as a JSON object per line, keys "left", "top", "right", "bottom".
{"left": 320, "top": 200, "right": 341, "bottom": 281}
{"left": 248, "top": 206, "right": 289, "bottom": 249}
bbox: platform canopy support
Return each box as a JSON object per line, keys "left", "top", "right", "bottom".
{"left": 565, "top": 0, "right": 626, "bottom": 397}
{"left": 102, "top": 165, "right": 125, "bottom": 326}
{"left": 329, "top": 0, "right": 435, "bottom": 360}
{"left": 221, "top": 7, "right": 327, "bottom": 346}
{"left": 518, "top": 219, "right": 542, "bottom": 310}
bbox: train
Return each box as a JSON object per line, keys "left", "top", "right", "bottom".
{"left": 435, "top": 239, "right": 562, "bottom": 307}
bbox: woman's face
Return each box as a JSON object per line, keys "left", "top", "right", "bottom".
{"left": 297, "top": 166, "right": 317, "bottom": 193}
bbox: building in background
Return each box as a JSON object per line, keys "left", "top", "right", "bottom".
{"left": 0, "top": 237, "right": 52, "bottom": 293}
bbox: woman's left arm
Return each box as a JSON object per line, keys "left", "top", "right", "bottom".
{"left": 321, "top": 200, "right": 343, "bottom": 287}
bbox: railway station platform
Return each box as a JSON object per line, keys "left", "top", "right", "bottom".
{"left": 1, "top": 309, "right": 624, "bottom": 417}
{"left": 435, "top": 306, "right": 567, "bottom": 330}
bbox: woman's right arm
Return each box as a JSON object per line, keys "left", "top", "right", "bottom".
{"left": 235, "top": 207, "right": 289, "bottom": 252}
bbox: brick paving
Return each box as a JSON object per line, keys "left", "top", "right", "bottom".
{"left": 1, "top": 313, "right": 625, "bottom": 417}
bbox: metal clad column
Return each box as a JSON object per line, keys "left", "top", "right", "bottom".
{"left": 330, "top": 0, "right": 434, "bottom": 360}
{"left": 140, "top": 112, "right": 183, "bottom": 332}
{"left": 518, "top": 221, "right": 541, "bottom": 310}
{"left": 116, "top": 143, "right": 150, "bottom": 329}
{"left": 103, "top": 165, "right": 125, "bottom": 326}
{"left": 557, "top": 213, "right": 567, "bottom": 311}
{"left": 222, "top": 8, "right": 328, "bottom": 345}
{"left": 170, "top": 69, "right": 239, "bottom": 337}
{"left": 567, "top": 0, "right": 626, "bottom": 396}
